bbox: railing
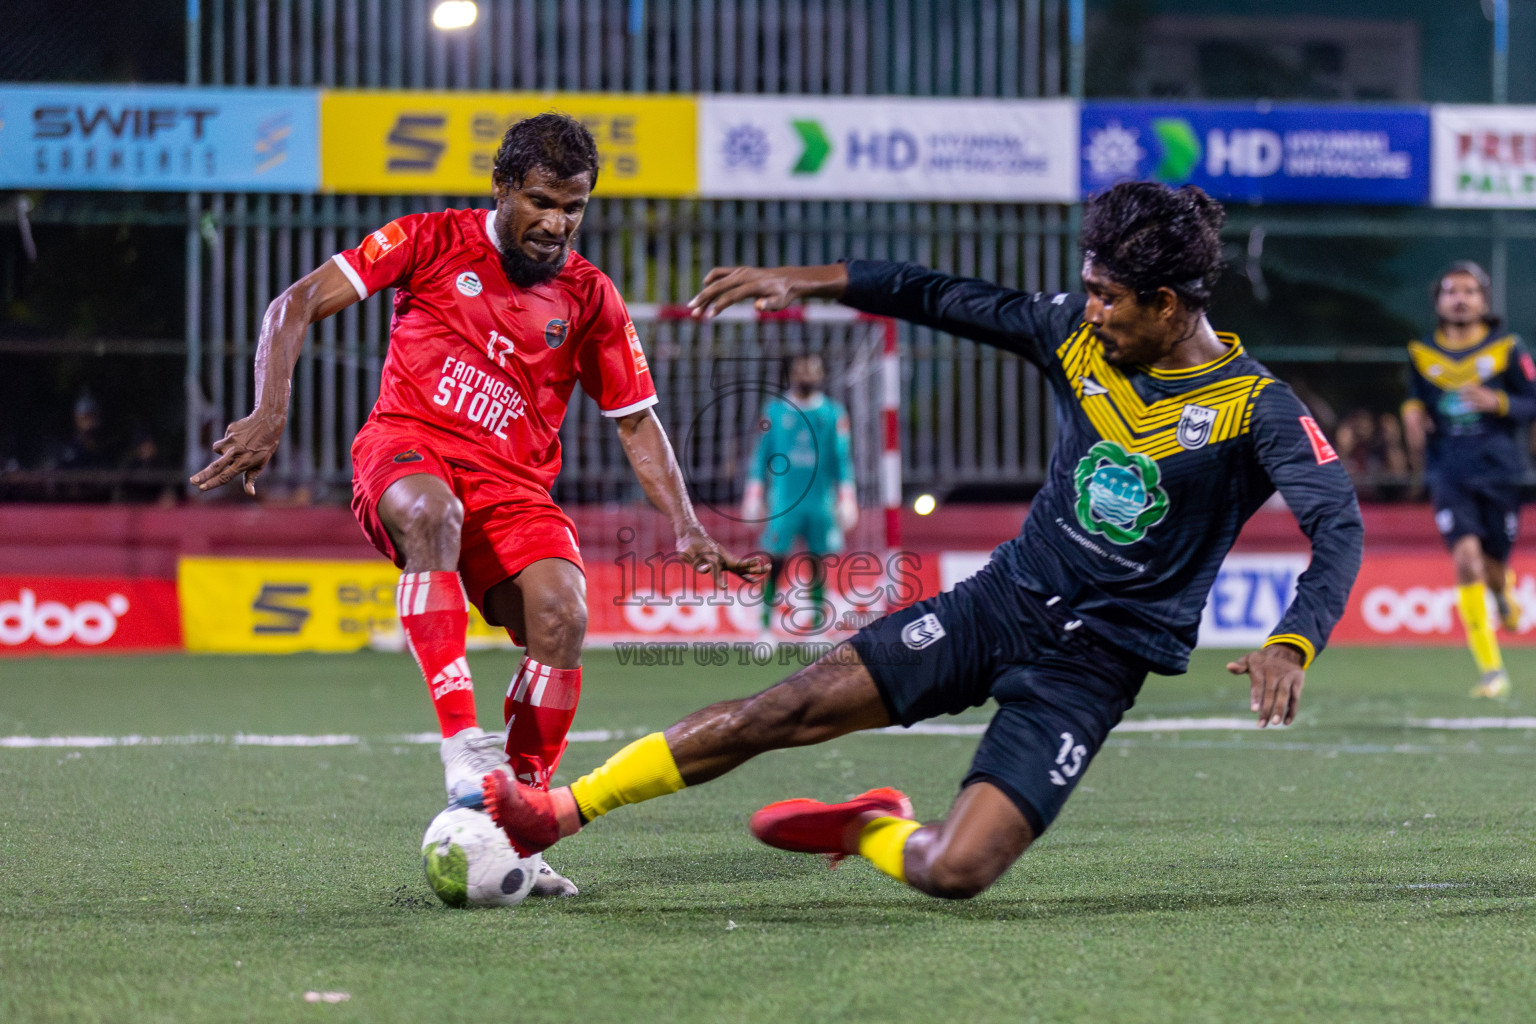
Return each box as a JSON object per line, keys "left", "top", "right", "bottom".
{"left": 181, "top": 0, "right": 1080, "bottom": 498}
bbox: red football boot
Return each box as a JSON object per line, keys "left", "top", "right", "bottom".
{"left": 749, "top": 787, "right": 915, "bottom": 861}
{"left": 482, "top": 770, "right": 562, "bottom": 854}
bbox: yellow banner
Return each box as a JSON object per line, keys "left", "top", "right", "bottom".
{"left": 319, "top": 90, "right": 697, "bottom": 196}
{"left": 178, "top": 557, "right": 514, "bottom": 654}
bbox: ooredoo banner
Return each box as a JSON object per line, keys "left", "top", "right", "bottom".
{"left": 0, "top": 85, "right": 321, "bottom": 192}
{"left": 1431, "top": 104, "right": 1536, "bottom": 208}
{"left": 1081, "top": 102, "right": 1430, "bottom": 205}
{"left": 699, "top": 95, "right": 1079, "bottom": 201}
{"left": 0, "top": 577, "right": 181, "bottom": 655}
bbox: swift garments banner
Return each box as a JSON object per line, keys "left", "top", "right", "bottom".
{"left": 0, "top": 576, "right": 181, "bottom": 655}
{"left": 0, "top": 85, "right": 321, "bottom": 192}
{"left": 319, "top": 91, "right": 697, "bottom": 196}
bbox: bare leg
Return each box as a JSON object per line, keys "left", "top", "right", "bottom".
{"left": 482, "top": 558, "right": 588, "bottom": 668}
{"left": 901, "top": 783, "right": 1035, "bottom": 899}
{"left": 377, "top": 473, "right": 463, "bottom": 571}
{"left": 1485, "top": 556, "right": 1509, "bottom": 595}
{"left": 665, "top": 644, "right": 892, "bottom": 784}
{"left": 1452, "top": 534, "right": 1485, "bottom": 586}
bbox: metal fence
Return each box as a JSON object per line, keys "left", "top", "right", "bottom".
{"left": 181, "top": 0, "right": 1079, "bottom": 500}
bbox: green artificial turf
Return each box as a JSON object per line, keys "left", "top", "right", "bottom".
{"left": 4, "top": 646, "right": 1536, "bottom": 1023}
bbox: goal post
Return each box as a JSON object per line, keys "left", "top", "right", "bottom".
{"left": 624, "top": 302, "right": 902, "bottom": 550}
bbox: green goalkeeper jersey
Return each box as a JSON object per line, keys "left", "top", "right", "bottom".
{"left": 748, "top": 392, "right": 854, "bottom": 542}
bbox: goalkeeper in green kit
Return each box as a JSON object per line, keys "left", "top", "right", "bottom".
{"left": 743, "top": 353, "right": 859, "bottom": 635}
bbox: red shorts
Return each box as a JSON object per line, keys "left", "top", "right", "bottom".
{"left": 350, "top": 421, "right": 584, "bottom": 621}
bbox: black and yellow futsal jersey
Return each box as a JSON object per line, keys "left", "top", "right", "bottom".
{"left": 1404, "top": 326, "right": 1536, "bottom": 560}
{"left": 1405, "top": 326, "right": 1536, "bottom": 486}
{"left": 841, "top": 259, "right": 1363, "bottom": 674}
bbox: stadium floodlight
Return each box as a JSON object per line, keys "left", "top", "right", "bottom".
{"left": 431, "top": 0, "right": 477, "bottom": 30}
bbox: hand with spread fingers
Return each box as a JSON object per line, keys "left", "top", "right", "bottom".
{"left": 189, "top": 412, "right": 285, "bottom": 496}
{"left": 1227, "top": 644, "right": 1307, "bottom": 728}
{"left": 677, "top": 527, "right": 770, "bottom": 587}
{"left": 687, "top": 264, "right": 849, "bottom": 320}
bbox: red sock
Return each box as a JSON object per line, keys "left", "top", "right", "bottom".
{"left": 397, "top": 571, "right": 477, "bottom": 738}
{"left": 503, "top": 657, "right": 582, "bottom": 789}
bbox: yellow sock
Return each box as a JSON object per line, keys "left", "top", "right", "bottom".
{"left": 569, "top": 732, "right": 686, "bottom": 822}
{"left": 1457, "top": 582, "right": 1503, "bottom": 673}
{"left": 857, "top": 816, "right": 922, "bottom": 883}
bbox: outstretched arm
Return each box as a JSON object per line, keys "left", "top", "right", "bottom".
{"left": 190, "top": 260, "right": 360, "bottom": 495}
{"left": 1230, "top": 385, "right": 1365, "bottom": 727}
{"left": 688, "top": 260, "right": 1083, "bottom": 367}
{"left": 614, "top": 408, "right": 768, "bottom": 584}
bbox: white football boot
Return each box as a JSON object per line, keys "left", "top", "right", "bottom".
{"left": 528, "top": 854, "right": 579, "bottom": 897}
{"left": 440, "top": 726, "right": 512, "bottom": 803}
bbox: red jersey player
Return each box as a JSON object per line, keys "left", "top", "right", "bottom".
{"left": 192, "top": 114, "right": 762, "bottom": 895}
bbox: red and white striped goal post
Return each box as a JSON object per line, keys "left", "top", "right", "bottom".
{"left": 627, "top": 302, "right": 902, "bottom": 549}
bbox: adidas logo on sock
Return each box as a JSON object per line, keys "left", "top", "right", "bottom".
{"left": 431, "top": 657, "right": 473, "bottom": 699}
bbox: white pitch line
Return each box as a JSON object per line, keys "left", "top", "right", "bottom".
{"left": 1405, "top": 717, "right": 1536, "bottom": 730}
{"left": 8, "top": 716, "right": 1536, "bottom": 750}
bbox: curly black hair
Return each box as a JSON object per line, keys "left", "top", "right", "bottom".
{"left": 1080, "top": 182, "right": 1226, "bottom": 311}
{"left": 492, "top": 112, "right": 600, "bottom": 191}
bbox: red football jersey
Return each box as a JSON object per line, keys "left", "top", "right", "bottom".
{"left": 332, "top": 208, "right": 657, "bottom": 493}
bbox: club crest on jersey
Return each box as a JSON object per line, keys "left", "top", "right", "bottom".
{"left": 544, "top": 318, "right": 568, "bottom": 349}
{"left": 456, "top": 271, "right": 483, "bottom": 297}
{"left": 1072, "top": 440, "right": 1169, "bottom": 545}
{"left": 1176, "top": 403, "right": 1218, "bottom": 450}
{"left": 900, "top": 613, "right": 946, "bottom": 650}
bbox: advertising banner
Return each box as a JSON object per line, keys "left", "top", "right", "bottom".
{"left": 0, "top": 85, "right": 320, "bottom": 192}
{"left": 319, "top": 91, "right": 697, "bottom": 196}
{"left": 699, "top": 96, "right": 1079, "bottom": 201}
{"left": 178, "top": 557, "right": 518, "bottom": 653}
{"left": 1081, "top": 102, "right": 1430, "bottom": 205}
{"left": 176, "top": 554, "right": 943, "bottom": 652}
{"left": 0, "top": 576, "right": 181, "bottom": 655}
{"left": 1431, "top": 104, "right": 1536, "bottom": 208}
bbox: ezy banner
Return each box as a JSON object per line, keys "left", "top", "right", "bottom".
{"left": 1081, "top": 102, "right": 1430, "bottom": 205}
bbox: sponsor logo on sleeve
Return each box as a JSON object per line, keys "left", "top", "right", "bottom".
{"left": 361, "top": 220, "right": 407, "bottom": 263}
{"left": 392, "top": 449, "right": 424, "bottom": 464}
{"left": 900, "top": 612, "right": 946, "bottom": 650}
{"left": 1298, "top": 416, "right": 1339, "bottom": 465}
{"left": 624, "top": 321, "right": 649, "bottom": 373}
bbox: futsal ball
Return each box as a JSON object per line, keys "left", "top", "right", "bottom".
{"left": 421, "top": 806, "right": 538, "bottom": 908}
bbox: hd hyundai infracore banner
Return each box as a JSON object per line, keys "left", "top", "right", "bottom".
{"left": 1080, "top": 101, "right": 1432, "bottom": 206}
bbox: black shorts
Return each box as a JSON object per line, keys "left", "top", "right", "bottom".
{"left": 1431, "top": 475, "right": 1520, "bottom": 562}
{"left": 850, "top": 563, "right": 1149, "bottom": 837}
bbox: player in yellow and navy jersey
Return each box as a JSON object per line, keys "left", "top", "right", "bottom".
{"left": 478, "top": 182, "right": 1364, "bottom": 902}
{"left": 1402, "top": 261, "right": 1536, "bottom": 698}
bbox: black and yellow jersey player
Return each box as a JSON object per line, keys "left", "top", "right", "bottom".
{"left": 479, "top": 183, "right": 1366, "bottom": 903}
{"left": 1403, "top": 260, "right": 1536, "bottom": 698}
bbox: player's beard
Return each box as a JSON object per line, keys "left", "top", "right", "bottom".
{"left": 500, "top": 240, "right": 570, "bottom": 289}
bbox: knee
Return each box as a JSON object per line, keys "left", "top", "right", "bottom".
{"left": 919, "top": 856, "right": 998, "bottom": 901}
{"left": 401, "top": 492, "right": 463, "bottom": 543}
{"left": 528, "top": 593, "right": 588, "bottom": 659}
